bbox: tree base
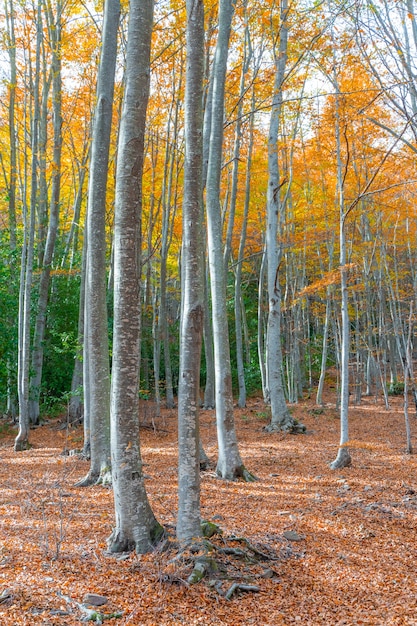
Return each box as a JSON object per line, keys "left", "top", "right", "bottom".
{"left": 14, "top": 438, "right": 31, "bottom": 452}
{"left": 216, "top": 463, "right": 257, "bottom": 482}
{"left": 329, "top": 447, "right": 351, "bottom": 470}
{"left": 96, "top": 468, "right": 112, "bottom": 487}
{"left": 161, "top": 528, "right": 280, "bottom": 596}
{"left": 107, "top": 521, "right": 164, "bottom": 555}
{"left": 199, "top": 442, "right": 210, "bottom": 470}
{"left": 265, "top": 418, "right": 306, "bottom": 434}
{"left": 74, "top": 472, "right": 100, "bottom": 488}
{"left": 75, "top": 466, "right": 112, "bottom": 488}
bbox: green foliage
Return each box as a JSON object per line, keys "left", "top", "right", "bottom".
{"left": 228, "top": 273, "right": 262, "bottom": 396}
{"left": 242, "top": 359, "right": 262, "bottom": 397}
{"left": 41, "top": 272, "right": 81, "bottom": 407}
{"left": 388, "top": 381, "right": 405, "bottom": 396}
{"left": 0, "top": 420, "right": 17, "bottom": 438}
{"left": 0, "top": 231, "right": 19, "bottom": 413}
{"left": 255, "top": 409, "right": 271, "bottom": 422}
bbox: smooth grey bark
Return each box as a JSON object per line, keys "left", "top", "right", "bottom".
{"left": 234, "top": 83, "right": 255, "bottom": 409}
{"left": 159, "top": 73, "right": 181, "bottom": 410}
{"left": 82, "top": 234, "right": 91, "bottom": 459}
{"left": 152, "top": 286, "right": 161, "bottom": 416}
{"left": 202, "top": 259, "right": 215, "bottom": 409}
{"left": 177, "top": 0, "right": 205, "bottom": 544}
{"left": 5, "top": 0, "right": 17, "bottom": 249}
{"left": 265, "top": 0, "right": 295, "bottom": 432}
{"left": 403, "top": 303, "right": 413, "bottom": 454}
{"left": 142, "top": 137, "right": 160, "bottom": 397}
{"left": 205, "top": 0, "right": 250, "bottom": 480}
{"left": 68, "top": 228, "right": 87, "bottom": 425}
{"left": 4, "top": 0, "right": 18, "bottom": 418}
{"left": 151, "top": 87, "right": 179, "bottom": 413}
{"left": 15, "top": 0, "right": 42, "bottom": 452}
{"left": 202, "top": 63, "right": 215, "bottom": 410}
{"left": 226, "top": 12, "right": 251, "bottom": 409}
{"left": 329, "top": 46, "right": 351, "bottom": 470}
{"left": 29, "top": 0, "right": 63, "bottom": 425}
{"left": 77, "top": 0, "right": 120, "bottom": 486}
{"left": 316, "top": 290, "right": 332, "bottom": 406}
{"left": 108, "top": 0, "right": 162, "bottom": 554}
{"left": 61, "top": 147, "right": 89, "bottom": 268}
{"left": 36, "top": 52, "right": 50, "bottom": 266}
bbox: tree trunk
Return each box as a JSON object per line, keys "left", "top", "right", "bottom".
{"left": 205, "top": 0, "right": 250, "bottom": 480}
{"left": 108, "top": 0, "right": 162, "bottom": 554}
{"left": 77, "top": 0, "right": 120, "bottom": 486}
{"left": 29, "top": 0, "right": 63, "bottom": 425}
{"left": 15, "top": 0, "right": 43, "bottom": 451}
{"left": 265, "top": 0, "right": 296, "bottom": 432}
{"left": 5, "top": 0, "right": 17, "bottom": 250}
{"left": 177, "top": 0, "right": 205, "bottom": 543}
{"left": 330, "top": 44, "right": 351, "bottom": 469}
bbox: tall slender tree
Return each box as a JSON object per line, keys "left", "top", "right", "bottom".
{"left": 108, "top": 0, "right": 162, "bottom": 554}
{"left": 205, "top": 0, "right": 252, "bottom": 480}
{"left": 265, "top": 0, "right": 299, "bottom": 432}
{"left": 77, "top": 0, "right": 120, "bottom": 486}
{"left": 29, "top": 0, "right": 63, "bottom": 425}
{"left": 15, "top": 0, "right": 43, "bottom": 451}
{"left": 177, "top": 0, "right": 205, "bottom": 544}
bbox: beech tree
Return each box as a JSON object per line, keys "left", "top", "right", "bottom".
{"left": 77, "top": 0, "right": 120, "bottom": 486}
{"left": 177, "top": 0, "right": 205, "bottom": 543}
{"left": 15, "top": 0, "right": 43, "bottom": 451}
{"left": 29, "top": 0, "right": 63, "bottom": 426}
{"left": 108, "top": 0, "right": 162, "bottom": 554}
{"left": 205, "top": 0, "right": 252, "bottom": 480}
{"left": 265, "top": 0, "right": 300, "bottom": 432}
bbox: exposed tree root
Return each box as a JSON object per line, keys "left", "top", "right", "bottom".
{"left": 57, "top": 592, "right": 123, "bottom": 623}
{"left": 265, "top": 417, "right": 306, "bottom": 434}
{"left": 74, "top": 472, "right": 100, "bottom": 488}
{"left": 157, "top": 523, "right": 286, "bottom": 599}
{"left": 75, "top": 467, "right": 112, "bottom": 488}
{"left": 224, "top": 582, "right": 260, "bottom": 600}
{"left": 241, "top": 467, "right": 258, "bottom": 482}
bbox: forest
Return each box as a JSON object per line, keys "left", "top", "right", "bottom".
{"left": 0, "top": 0, "right": 417, "bottom": 623}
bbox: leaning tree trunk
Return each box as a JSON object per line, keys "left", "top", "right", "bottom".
{"left": 107, "top": 0, "right": 162, "bottom": 554}
{"left": 177, "top": 0, "right": 205, "bottom": 544}
{"left": 77, "top": 0, "right": 120, "bottom": 486}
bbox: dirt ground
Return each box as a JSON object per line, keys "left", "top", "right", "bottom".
{"left": 0, "top": 392, "right": 416, "bottom": 625}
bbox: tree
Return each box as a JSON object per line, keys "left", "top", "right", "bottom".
{"left": 328, "top": 55, "right": 352, "bottom": 469}
{"left": 15, "top": 0, "right": 43, "bottom": 451}
{"left": 177, "top": 0, "right": 205, "bottom": 544}
{"left": 264, "top": 0, "right": 300, "bottom": 432}
{"left": 77, "top": 0, "right": 120, "bottom": 486}
{"left": 29, "top": 0, "right": 63, "bottom": 426}
{"left": 108, "top": 0, "right": 162, "bottom": 554}
{"left": 205, "top": 0, "right": 252, "bottom": 480}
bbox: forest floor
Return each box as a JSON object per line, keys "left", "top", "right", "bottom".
{"left": 0, "top": 392, "right": 416, "bottom": 625}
